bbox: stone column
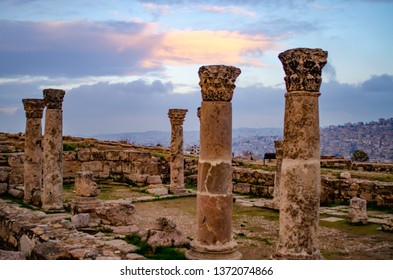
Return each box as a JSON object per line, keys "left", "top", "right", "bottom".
{"left": 186, "top": 65, "right": 241, "bottom": 260}
{"left": 272, "top": 48, "right": 327, "bottom": 260}
{"left": 22, "top": 99, "right": 45, "bottom": 204}
{"left": 42, "top": 89, "right": 66, "bottom": 211}
{"left": 271, "top": 140, "right": 283, "bottom": 209}
{"left": 168, "top": 109, "right": 188, "bottom": 194}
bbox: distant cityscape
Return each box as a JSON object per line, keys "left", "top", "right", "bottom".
{"left": 94, "top": 117, "right": 393, "bottom": 162}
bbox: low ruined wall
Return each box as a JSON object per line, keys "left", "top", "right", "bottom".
{"left": 320, "top": 159, "right": 393, "bottom": 172}
{"left": 321, "top": 176, "right": 393, "bottom": 207}
{"left": 232, "top": 167, "right": 275, "bottom": 198}
{"left": 351, "top": 162, "right": 393, "bottom": 172}
{"left": 0, "top": 149, "right": 166, "bottom": 198}
{"left": 63, "top": 149, "right": 164, "bottom": 185}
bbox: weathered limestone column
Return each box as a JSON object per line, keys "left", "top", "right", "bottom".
{"left": 272, "top": 48, "right": 327, "bottom": 260}
{"left": 22, "top": 99, "right": 45, "bottom": 204}
{"left": 186, "top": 65, "right": 241, "bottom": 260}
{"left": 168, "top": 109, "right": 188, "bottom": 194}
{"left": 42, "top": 89, "right": 66, "bottom": 211}
{"left": 271, "top": 140, "right": 283, "bottom": 209}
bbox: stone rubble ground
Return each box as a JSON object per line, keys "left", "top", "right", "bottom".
{"left": 1, "top": 191, "right": 393, "bottom": 260}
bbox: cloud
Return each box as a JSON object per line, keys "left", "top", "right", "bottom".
{"left": 1, "top": 74, "right": 392, "bottom": 135}
{"left": 197, "top": 4, "right": 256, "bottom": 17}
{"left": 0, "top": 19, "right": 282, "bottom": 78}
{"left": 143, "top": 3, "right": 170, "bottom": 19}
{"left": 0, "top": 20, "right": 163, "bottom": 77}
{"left": 154, "top": 30, "right": 281, "bottom": 67}
{"left": 319, "top": 74, "right": 393, "bottom": 125}
{"left": 0, "top": 106, "right": 20, "bottom": 116}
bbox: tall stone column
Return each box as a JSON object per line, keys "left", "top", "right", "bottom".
{"left": 186, "top": 65, "right": 241, "bottom": 260}
{"left": 272, "top": 48, "right": 327, "bottom": 260}
{"left": 22, "top": 99, "right": 45, "bottom": 204}
{"left": 271, "top": 140, "right": 283, "bottom": 209}
{"left": 42, "top": 89, "right": 66, "bottom": 211}
{"left": 168, "top": 109, "right": 188, "bottom": 194}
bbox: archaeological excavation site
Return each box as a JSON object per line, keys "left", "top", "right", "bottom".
{"left": 1, "top": 48, "right": 392, "bottom": 260}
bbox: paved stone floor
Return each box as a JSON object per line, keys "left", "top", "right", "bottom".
{"left": 233, "top": 195, "right": 393, "bottom": 224}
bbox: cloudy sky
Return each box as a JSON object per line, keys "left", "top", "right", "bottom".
{"left": 0, "top": 0, "right": 392, "bottom": 136}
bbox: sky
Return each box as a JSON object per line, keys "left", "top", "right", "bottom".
{"left": 0, "top": 0, "right": 392, "bottom": 136}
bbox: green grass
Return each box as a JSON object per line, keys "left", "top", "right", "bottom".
{"left": 0, "top": 193, "right": 40, "bottom": 211}
{"left": 185, "top": 182, "right": 197, "bottom": 190}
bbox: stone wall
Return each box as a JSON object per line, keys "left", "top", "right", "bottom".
{"left": 232, "top": 167, "right": 275, "bottom": 198}
{"left": 321, "top": 176, "right": 393, "bottom": 207}
{"left": 320, "top": 159, "right": 393, "bottom": 172}
{"left": 63, "top": 149, "right": 164, "bottom": 185}
{"left": 0, "top": 149, "right": 166, "bottom": 198}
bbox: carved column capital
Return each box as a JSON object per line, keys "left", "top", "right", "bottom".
{"left": 43, "top": 88, "right": 65, "bottom": 109}
{"left": 22, "top": 99, "right": 45, "bottom": 119}
{"left": 168, "top": 109, "right": 188, "bottom": 126}
{"left": 198, "top": 65, "right": 241, "bottom": 102}
{"left": 278, "top": 48, "right": 327, "bottom": 92}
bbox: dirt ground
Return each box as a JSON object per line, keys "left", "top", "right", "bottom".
{"left": 132, "top": 196, "right": 393, "bottom": 260}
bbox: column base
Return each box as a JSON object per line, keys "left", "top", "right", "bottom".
{"left": 270, "top": 251, "right": 324, "bottom": 260}
{"left": 185, "top": 240, "right": 242, "bottom": 260}
{"left": 41, "top": 203, "right": 65, "bottom": 213}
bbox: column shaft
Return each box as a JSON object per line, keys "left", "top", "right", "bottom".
{"left": 273, "top": 48, "right": 327, "bottom": 260}
{"left": 186, "top": 65, "right": 241, "bottom": 260}
{"left": 23, "top": 99, "right": 45, "bottom": 204}
{"left": 42, "top": 89, "right": 65, "bottom": 211}
{"left": 168, "top": 109, "right": 188, "bottom": 194}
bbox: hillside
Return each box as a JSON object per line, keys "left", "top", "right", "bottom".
{"left": 94, "top": 118, "right": 392, "bottom": 162}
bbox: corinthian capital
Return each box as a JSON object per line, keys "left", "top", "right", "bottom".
{"left": 279, "top": 48, "right": 328, "bottom": 92}
{"left": 43, "top": 88, "right": 66, "bottom": 109}
{"left": 198, "top": 65, "right": 241, "bottom": 102}
{"left": 168, "top": 109, "right": 188, "bottom": 126}
{"left": 22, "top": 98, "right": 45, "bottom": 119}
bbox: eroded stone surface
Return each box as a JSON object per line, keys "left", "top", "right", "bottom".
{"left": 278, "top": 48, "right": 327, "bottom": 92}
{"left": 271, "top": 140, "right": 283, "bottom": 209}
{"left": 96, "top": 200, "right": 135, "bottom": 226}
{"left": 348, "top": 197, "right": 368, "bottom": 224}
{"left": 75, "top": 171, "right": 99, "bottom": 197}
{"left": 187, "top": 65, "right": 241, "bottom": 260}
{"left": 144, "top": 217, "right": 190, "bottom": 248}
{"left": 168, "top": 109, "right": 188, "bottom": 194}
{"left": 42, "top": 89, "right": 66, "bottom": 211}
{"left": 198, "top": 65, "right": 241, "bottom": 102}
{"left": 273, "top": 48, "right": 327, "bottom": 260}
{"left": 23, "top": 99, "right": 44, "bottom": 203}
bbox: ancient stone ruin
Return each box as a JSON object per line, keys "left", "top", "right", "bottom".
{"left": 42, "top": 89, "right": 66, "bottom": 211}
{"left": 272, "top": 48, "right": 328, "bottom": 260}
{"left": 186, "top": 65, "right": 242, "bottom": 260}
{"left": 168, "top": 109, "right": 188, "bottom": 194}
{"left": 22, "top": 98, "right": 45, "bottom": 205}
{"left": 2, "top": 47, "right": 393, "bottom": 261}
{"left": 348, "top": 197, "right": 368, "bottom": 224}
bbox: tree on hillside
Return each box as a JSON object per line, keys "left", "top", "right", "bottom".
{"left": 351, "top": 149, "right": 369, "bottom": 162}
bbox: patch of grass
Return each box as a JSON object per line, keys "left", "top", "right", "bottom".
{"left": 185, "top": 182, "right": 197, "bottom": 190}
{"left": 255, "top": 237, "right": 273, "bottom": 246}
{"left": 367, "top": 202, "right": 393, "bottom": 214}
{"left": 123, "top": 234, "right": 186, "bottom": 260}
{"left": 63, "top": 183, "right": 74, "bottom": 191}
{"left": 0, "top": 193, "right": 40, "bottom": 211}
{"left": 319, "top": 219, "right": 381, "bottom": 235}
